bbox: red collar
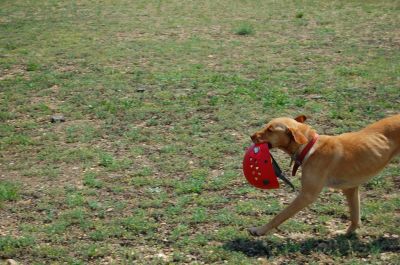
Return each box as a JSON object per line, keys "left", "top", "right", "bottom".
{"left": 292, "top": 134, "right": 319, "bottom": 176}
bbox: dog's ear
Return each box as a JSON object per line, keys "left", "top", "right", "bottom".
{"left": 294, "top": 115, "right": 307, "bottom": 123}
{"left": 288, "top": 127, "right": 308, "bottom": 145}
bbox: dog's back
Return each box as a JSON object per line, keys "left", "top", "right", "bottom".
{"left": 362, "top": 114, "right": 400, "bottom": 156}
{"left": 363, "top": 114, "right": 400, "bottom": 136}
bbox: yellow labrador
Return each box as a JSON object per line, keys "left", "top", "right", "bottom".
{"left": 249, "top": 114, "right": 400, "bottom": 236}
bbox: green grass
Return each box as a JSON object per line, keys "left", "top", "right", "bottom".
{"left": 0, "top": 0, "right": 399, "bottom": 264}
{"left": 0, "top": 236, "right": 35, "bottom": 258}
{"left": 0, "top": 181, "right": 20, "bottom": 205}
{"left": 234, "top": 23, "right": 254, "bottom": 36}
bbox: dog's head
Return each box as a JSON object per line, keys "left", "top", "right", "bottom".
{"left": 251, "top": 115, "right": 309, "bottom": 150}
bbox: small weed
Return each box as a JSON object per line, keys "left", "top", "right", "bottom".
{"left": 66, "top": 192, "right": 85, "bottom": 207}
{"left": 83, "top": 172, "right": 103, "bottom": 189}
{"left": 166, "top": 204, "right": 184, "bottom": 218}
{"left": 294, "top": 98, "right": 307, "bottom": 107}
{"left": 1, "top": 134, "right": 35, "bottom": 148}
{"left": 121, "top": 209, "right": 157, "bottom": 235}
{"left": 98, "top": 152, "right": 131, "bottom": 171}
{"left": 89, "top": 230, "right": 108, "bottom": 241}
{"left": 281, "top": 219, "right": 310, "bottom": 233}
{"left": 0, "top": 236, "right": 35, "bottom": 257}
{"left": 0, "top": 111, "right": 15, "bottom": 121}
{"left": 134, "top": 166, "right": 153, "bottom": 177}
{"left": 87, "top": 200, "right": 101, "bottom": 210}
{"left": 214, "top": 226, "right": 243, "bottom": 241}
{"left": 263, "top": 88, "right": 291, "bottom": 110}
{"left": 130, "top": 176, "right": 157, "bottom": 187}
{"left": 213, "top": 209, "right": 238, "bottom": 225}
{"left": 26, "top": 62, "right": 40, "bottom": 71}
{"left": 57, "top": 208, "right": 92, "bottom": 230}
{"left": 207, "top": 171, "right": 238, "bottom": 190}
{"left": 66, "top": 124, "right": 99, "bottom": 143}
{"left": 99, "top": 152, "right": 116, "bottom": 167}
{"left": 235, "top": 200, "right": 257, "bottom": 215}
{"left": 170, "top": 224, "right": 189, "bottom": 241}
{"left": 124, "top": 127, "right": 148, "bottom": 142}
{"left": 33, "top": 245, "right": 68, "bottom": 260}
{"left": 175, "top": 170, "right": 208, "bottom": 194}
{"left": 23, "top": 165, "right": 60, "bottom": 179}
{"left": 79, "top": 243, "right": 109, "bottom": 259}
{"left": 130, "top": 146, "right": 145, "bottom": 156}
{"left": 45, "top": 220, "right": 69, "bottom": 235}
{"left": 191, "top": 207, "right": 208, "bottom": 223}
{"left": 63, "top": 147, "right": 97, "bottom": 164}
{"left": 234, "top": 23, "right": 254, "bottom": 36}
{"left": 0, "top": 181, "right": 20, "bottom": 203}
{"left": 365, "top": 173, "right": 392, "bottom": 189}
{"left": 335, "top": 66, "right": 367, "bottom": 77}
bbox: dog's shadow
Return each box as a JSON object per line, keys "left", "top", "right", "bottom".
{"left": 223, "top": 234, "right": 399, "bottom": 258}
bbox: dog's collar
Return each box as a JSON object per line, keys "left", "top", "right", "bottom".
{"left": 291, "top": 134, "right": 319, "bottom": 176}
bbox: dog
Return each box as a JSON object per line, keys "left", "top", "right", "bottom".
{"left": 249, "top": 114, "right": 400, "bottom": 236}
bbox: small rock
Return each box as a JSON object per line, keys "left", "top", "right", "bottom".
{"left": 7, "top": 259, "right": 18, "bottom": 265}
{"left": 307, "top": 94, "right": 323, "bottom": 100}
{"left": 19, "top": 199, "right": 32, "bottom": 205}
{"left": 136, "top": 86, "right": 146, "bottom": 93}
{"left": 51, "top": 115, "right": 65, "bottom": 123}
{"left": 148, "top": 187, "right": 162, "bottom": 193}
{"left": 156, "top": 253, "right": 168, "bottom": 261}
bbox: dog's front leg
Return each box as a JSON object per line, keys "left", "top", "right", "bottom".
{"left": 248, "top": 180, "right": 323, "bottom": 237}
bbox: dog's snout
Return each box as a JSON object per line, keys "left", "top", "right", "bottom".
{"left": 251, "top": 133, "right": 259, "bottom": 143}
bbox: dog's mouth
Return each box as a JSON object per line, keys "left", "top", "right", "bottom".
{"left": 250, "top": 137, "right": 273, "bottom": 149}
{"left": 250, "top": 133, "right": 273, "bottom": 148}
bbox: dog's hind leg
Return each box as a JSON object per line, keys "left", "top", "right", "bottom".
{"left": 342, "top": 186, "right": 361, "bottom": 234}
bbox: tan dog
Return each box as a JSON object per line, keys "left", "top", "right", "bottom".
{"left": 249, "top": 114, "right": 400, "bottom": 236}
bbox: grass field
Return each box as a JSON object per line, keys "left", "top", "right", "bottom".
{"left": 0, "top": 0, "right": 399, "bottom": 264}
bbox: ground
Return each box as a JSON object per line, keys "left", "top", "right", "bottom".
{"left": 0, "top": 0, "right": 399, "bottom": 264}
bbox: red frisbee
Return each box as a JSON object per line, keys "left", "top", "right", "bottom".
{"left": 242, "top": 143, "right": 280, "bottom": 189}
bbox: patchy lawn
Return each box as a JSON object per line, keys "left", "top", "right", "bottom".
{"left": 0, "top": 0, "right": 399, "bottom": 264}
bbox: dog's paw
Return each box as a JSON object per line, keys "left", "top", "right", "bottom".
{"left": 346, "top": 224, "right": 360, "bottom": 235}
{"left": 247, "top": 227, "right": 265, "bottom": 237}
